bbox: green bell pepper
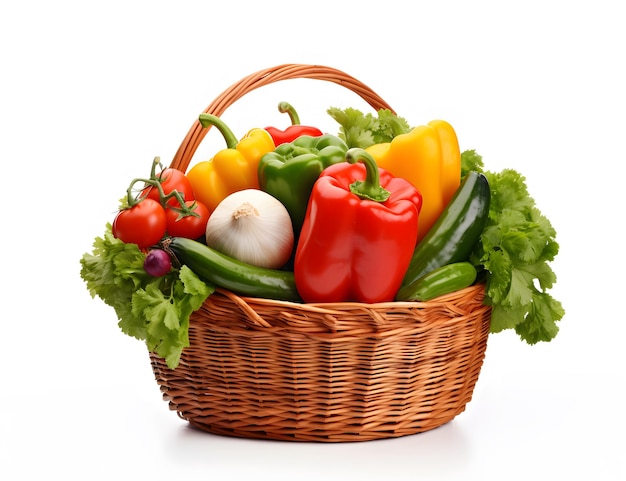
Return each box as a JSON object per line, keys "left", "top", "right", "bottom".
{"left": 258, "top": 134, "right": 349, "bottom": 234}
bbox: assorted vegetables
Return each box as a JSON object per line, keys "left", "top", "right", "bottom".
{"left": 80, "top": 97, "right": 565, "bottom": 368}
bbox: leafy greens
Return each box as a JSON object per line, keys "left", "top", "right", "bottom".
{"left": 461, "top": 150, "right": 565, "bottom": 343}
{"left": 80, "top": 224, "right": 213, "bottom": 368}
{"left": 327, "top": 107, "right": 411, "bottom": 148}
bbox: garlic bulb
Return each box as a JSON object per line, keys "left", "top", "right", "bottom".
{"left": 205, "top": 189, "right": 294, "bottom": 269}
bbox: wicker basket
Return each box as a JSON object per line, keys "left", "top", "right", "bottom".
{"left": 149, "top": 64, "right": 492, "bottom": 442}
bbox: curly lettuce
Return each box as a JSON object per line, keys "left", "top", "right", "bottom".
{"left": 80, "top": 224, "right": 213, "bottom": 368}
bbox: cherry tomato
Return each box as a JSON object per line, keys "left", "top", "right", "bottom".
{"left": 165, "top": 200, "right": 211, "bottom": 240}
{"left": 142, "top": 168, "right": 195, "bottom": 206}
{"left": 112, "top": 198, "right": 167, "bottom": 248}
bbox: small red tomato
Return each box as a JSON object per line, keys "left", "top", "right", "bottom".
{"left": 142, "top": 168, "right": 195, "bottom": 206}
{"left": 112, "top": 198, "right": 167, "bottom": 248}
{"left": 165, "top": 200, "right": 210, "bottom": 240}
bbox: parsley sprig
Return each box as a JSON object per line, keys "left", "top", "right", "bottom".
{"left": 327, "top": 107, "right": 412, "bottom": 148}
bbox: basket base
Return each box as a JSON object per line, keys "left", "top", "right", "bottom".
{"left": 150, "top": 285, "right": 491, "bottom": 443}
{"left": 182, "top": 409, "right": 463, "bottom": 443}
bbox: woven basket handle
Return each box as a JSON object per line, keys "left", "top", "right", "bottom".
{"left": 169, "top": 63, "right": 396, "bottom": 173}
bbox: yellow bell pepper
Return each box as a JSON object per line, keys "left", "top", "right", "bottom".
{"left": 186, "top": 114, "right": 275, "bottom": 212}
{"left": 366, "top": 119, "right": 461, "bottom": 242}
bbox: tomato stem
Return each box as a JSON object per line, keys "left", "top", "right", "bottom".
{"left": 123, "top": 156, "right": 199, "bottom": 218}
{"left": 149, "top": 156, "right": 164, "bottom": 179}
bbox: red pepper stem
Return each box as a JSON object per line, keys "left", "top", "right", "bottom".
{"left": 346, "top": 148, "right": 391, "bottom": 203}
{"left": 277, "top": 101, "right": 301, "bottom": 125}
{"left": 198, "top": 113, "right": 238, "bottom": 149}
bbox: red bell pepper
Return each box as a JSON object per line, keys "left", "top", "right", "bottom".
{"left": 264, "top": 101, "right": 323, "bottom": 146}
{"left": 294, "top": 148, "right": 422, "bottom": 303}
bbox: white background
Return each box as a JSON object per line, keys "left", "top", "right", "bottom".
{"left": 1, "top": 1, "right": 624, "bottom": 479}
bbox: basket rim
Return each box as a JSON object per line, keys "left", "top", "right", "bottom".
{"left": 227, "top": 283, "right": 486, "bottom": 313}
{"left": 203, "top": 284, "right": 489, "bottom": 331}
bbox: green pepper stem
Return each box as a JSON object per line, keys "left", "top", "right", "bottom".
{"left": 278, "top": 101, "right": 301, "bottom": 125}
{"left": 346, "top": 148, "right": 391, "bottom": 203}
{"left": 198, "top": 113, "right": 238, "bottom": 149}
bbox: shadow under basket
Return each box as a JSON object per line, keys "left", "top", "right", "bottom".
{"left": 148, "top": 64, "right": 491, "bottom": 442}
{"left": 150, "top": 285, "right": 491, "bottom": 442}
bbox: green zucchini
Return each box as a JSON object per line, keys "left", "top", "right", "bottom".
{"left": 166, "top": 237, "right": 302, "bottom": 302}
{"left": 402, "top": 262, "right": 477, "bottom": 301}
{"left": 396, "top": 171, "right": 490, "bottom": 301}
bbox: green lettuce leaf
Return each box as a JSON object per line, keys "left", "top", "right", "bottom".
{"left": 80, "top": 225, "right": 213, "bottom": 368}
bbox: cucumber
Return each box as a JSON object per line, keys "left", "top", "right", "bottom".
{"left": 402, "top": 262, "right": 477, "bottom": 301}
{"left": 396, "top": 171, "right": 490, "bottom": 301}
{"left": 166, "top": 237, "right": 302, "bottom": 302}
